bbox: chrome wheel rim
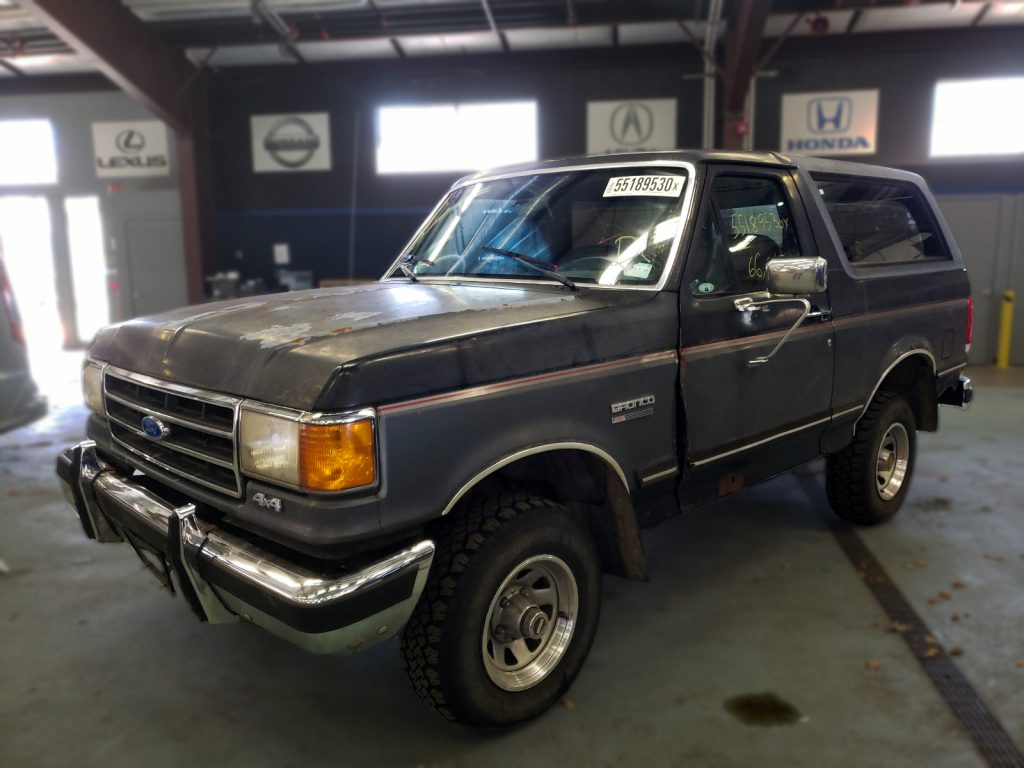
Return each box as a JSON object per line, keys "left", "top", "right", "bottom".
{"left": 876, "top": 422, "right": 910, "bottom": 501}
{"left": 481, "top": 554, "right": 579, "bottom": 692}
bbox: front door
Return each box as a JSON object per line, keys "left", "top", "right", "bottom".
{"left": 678, "top": 165, "right": 835, "bottom": 470}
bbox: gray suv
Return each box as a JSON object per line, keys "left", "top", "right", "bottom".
{"left": 0, "top": 249, "right": 46, "bottom": 433}
{"left": 57, "top": 151, "right": 972, "bottom": 727}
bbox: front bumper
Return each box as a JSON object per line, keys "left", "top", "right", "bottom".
{"left": 56, "top": 441, "right": 434, "bottom": 655}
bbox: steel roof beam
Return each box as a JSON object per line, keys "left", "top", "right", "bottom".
{"left": 720, "top": 0, "right": 771, "bottom": 150}
{"left": 150, "top": 1, "right": 696, "bottom": 47}
{"left": 18, "top": 0, "right": 196, "bottom": 132}
{"left": 17, "top": 0, "right": 215, "bottom": 306}
{"left": 0, "top": 57, "right": 22, "bottom": 75}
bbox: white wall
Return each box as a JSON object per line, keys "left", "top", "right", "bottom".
{"left": 0, "top": 89, "right": 186, "bottom": 332}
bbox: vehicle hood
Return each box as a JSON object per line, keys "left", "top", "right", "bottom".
{"left": 90, "top": 281, "right": 677, "bottom": 411}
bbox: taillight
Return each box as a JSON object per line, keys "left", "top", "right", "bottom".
{"left": 965, "top": 297, "right": 973, "bottom": 348}
{"left": 0, "top": 264, "right": 25, "bottom": 346}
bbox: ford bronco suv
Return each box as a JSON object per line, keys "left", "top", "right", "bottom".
{"left": 57, "top": 150, "right": 972, "bottom": 727}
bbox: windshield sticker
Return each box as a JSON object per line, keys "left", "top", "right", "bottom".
{"left": 624, "top": 262, "right": 654, "bottom": 279}
{"left": 604, "top": 175, "right": 685, "bottom": 198}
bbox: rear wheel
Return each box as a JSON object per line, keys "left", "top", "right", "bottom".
{"left": 401, "top": 493, "right": 601, "bottom": 727}
{"left": 826, "top": 391, "right": 917, "bottom": 525}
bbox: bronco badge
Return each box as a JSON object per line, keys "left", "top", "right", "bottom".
{"left": 610, "top": 394, "right": 655, "bottom": 424}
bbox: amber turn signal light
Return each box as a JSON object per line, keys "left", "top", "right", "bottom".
{"left": 299, "top": 418, "right": 376, "bottom": 492}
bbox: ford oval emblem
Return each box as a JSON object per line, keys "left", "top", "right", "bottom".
{"left": 141, "top": 415, "right": 170, "bottom": 440}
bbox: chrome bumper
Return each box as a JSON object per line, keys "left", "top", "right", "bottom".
{"left": 939, "top": 374, "right": 973, "bottom": 410}
{"left": 56, "top": 441, "right": 434, "bottom": 655}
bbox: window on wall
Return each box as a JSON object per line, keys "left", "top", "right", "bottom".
{"left": 930, "top": 77, "right": 1024, "bottom": 157}
{"left": 376, "top": 101, "right": 537, "bottom": 174}
{"left": 0, "top": 120, "right": 58, "bottom": 185}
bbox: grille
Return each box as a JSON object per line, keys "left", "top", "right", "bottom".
{"left": 103, "top": 367, "right": 242, "bottom": 497}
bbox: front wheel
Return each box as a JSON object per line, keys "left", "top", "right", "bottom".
{"left": 401, "top": 494, "right": 601, "bottom": 727}
{"left": 826, "top": 391, "right": 917, "bottom": 525}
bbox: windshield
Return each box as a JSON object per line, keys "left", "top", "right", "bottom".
{"left": 393, "top": 167, "right": 689, "bottom": 288}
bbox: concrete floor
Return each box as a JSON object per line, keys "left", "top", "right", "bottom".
{"left": 1, "top": 356, "right": 1022, "bottom": 767}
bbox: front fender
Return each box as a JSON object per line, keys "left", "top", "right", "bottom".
{"left": 374, "top": 350, "right": 679, "bottom": 534}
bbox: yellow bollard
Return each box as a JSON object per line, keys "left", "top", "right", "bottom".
{"left": 996, "top": 290, "right": 1014, "bottom": 369}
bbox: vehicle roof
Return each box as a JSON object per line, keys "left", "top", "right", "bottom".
{"left": 454, "top": 150, "right": 927, "bottom": 188}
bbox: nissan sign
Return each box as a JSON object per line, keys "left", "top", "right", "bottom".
{"left": 92, "top": 121, "right": 171, "bottom": 178}
{"left": 252, "top": 112, "right": 332, "bottom": 173}
{"left": 587, "top": 99, "right": 677, "bottom": 155}
{"left": 780, "top": 90, "right": 878, "bottom": 156}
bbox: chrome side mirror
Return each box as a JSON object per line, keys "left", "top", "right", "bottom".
{"left": 766, "top": 257, "right": 828, "bottom": 296}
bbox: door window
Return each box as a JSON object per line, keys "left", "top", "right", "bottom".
{"left": 688, "top": 175, "right": 801, "bottom": 297}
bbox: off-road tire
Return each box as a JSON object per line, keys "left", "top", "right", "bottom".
{"left": 826, "top": 391, "right": 917, "bottom": 525}
{"left": 401, "top": 493, "right": 601, "bottom": 727}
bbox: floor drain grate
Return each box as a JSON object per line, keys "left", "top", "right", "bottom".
{"left": 797, "top": 474, "right": 1024, "bottom": 768}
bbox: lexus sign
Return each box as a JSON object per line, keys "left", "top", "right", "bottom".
{"left": 252, "top": 112, "right": 332, "bottom": 173}
{"left": 780, "top": 90, "right": 879, "bottom": 156}
{"left": 587, "top": 99, "right": 677, "bottom": 155}
{"left": 92, "top": 120, "right": 171, "bottom": 178}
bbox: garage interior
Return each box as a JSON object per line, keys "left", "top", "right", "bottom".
{"left": 0, "top": 0, "right": 1022, "bottom": 765}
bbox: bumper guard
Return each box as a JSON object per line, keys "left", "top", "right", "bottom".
{"left": 57, "top": 441, "right": 434, "bottom": 654}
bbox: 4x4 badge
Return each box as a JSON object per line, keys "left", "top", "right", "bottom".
{"left": 252, "top": 492, "right": 283, "bottom": 513}
{"left": 610, "top": 395, "right": 655, "bottom": 424}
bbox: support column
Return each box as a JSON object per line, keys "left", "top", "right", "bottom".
{"left": 720, "top": 0, "right": 770, "bottom": 150}
{"left": 176, "top": 77, "right": 216, "bottom": 304}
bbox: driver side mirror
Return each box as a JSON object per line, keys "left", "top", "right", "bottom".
{"left": 766, "top": 257, "right": 828, "bottom": 295}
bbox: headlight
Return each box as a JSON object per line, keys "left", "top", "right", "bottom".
{"left": 82, "top": 362, "right": 105, "bottom": 415}
{"left": 239, "top": 410, "right": 300, "bottom": 486}
{"left": 240, "top": 407, "right": 376, "bottom": 493}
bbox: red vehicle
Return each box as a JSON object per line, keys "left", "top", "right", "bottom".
{"left": 0, "top": 245, "right": 47, "bottom": 433}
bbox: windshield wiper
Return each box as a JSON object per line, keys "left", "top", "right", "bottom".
{"left": 394, "top": 253, "right": 422, "bottom": 282}
{"left": 480, "top": 246, "right": 578, "bottom": 291}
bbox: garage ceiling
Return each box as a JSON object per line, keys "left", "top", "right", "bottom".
{"left": 0, "top": 0, "right": 1021, "bottom": 76}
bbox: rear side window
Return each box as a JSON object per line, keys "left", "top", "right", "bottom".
{"left": 813, "top": 175, "right": 950, "bottom": 267}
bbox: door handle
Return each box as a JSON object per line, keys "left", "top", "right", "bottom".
{"left": 733, "top": 296, "right": 811, "bottom": 367}
{"left": 805, "top": 307, "right": 832, "bottom": 322}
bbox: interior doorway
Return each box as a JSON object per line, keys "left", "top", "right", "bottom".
{"left": 0, "top": 196, "right": 63, "bottom": 378}
{"left": 65, "top": 196, "right": 111, "bottom": 343}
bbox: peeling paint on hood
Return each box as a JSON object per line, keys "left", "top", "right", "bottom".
{"left": 240, "top": 323, "right": 314, "bottom": 349}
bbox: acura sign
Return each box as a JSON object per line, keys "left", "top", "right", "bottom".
{"left": 252, "top": 112, "right": 332, "bottom": 173}
{"left": 92, "top": 120, "right": 170, "bottom": 178}
{"left": 780, "top": 90, "right": 878, "bottom": 156}
{"left": 587, "top": 99, "right": 677, "bottom": 155}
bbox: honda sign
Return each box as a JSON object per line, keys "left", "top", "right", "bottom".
{"left": 780, "top": 90, "right": 878, "bottom": 156}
